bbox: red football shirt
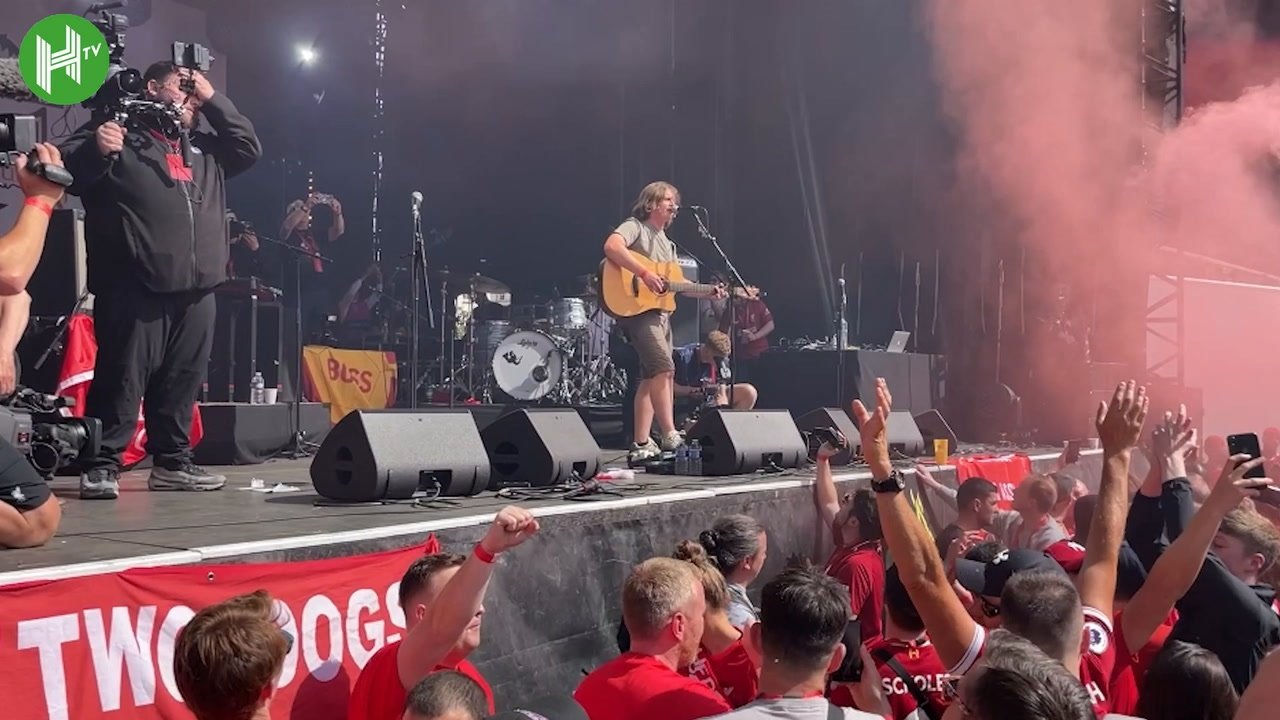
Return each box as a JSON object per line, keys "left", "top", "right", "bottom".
{"left": 831, "top": 637, "right": 951, "bottom": 720}
{"left": 576, "top": 652, "right": 732, "bottom": 720}
{"left": 686, "top": 640, "right": 758, "bottom": 708}
{"left": 825, "top": 540, "right": 885, "bottom": 643}
{"left": 348, "top": 641, "right": 494, "bottom": 720}
{"left": 718, "top": 298, "right": 773, "bottom": 360}
{"left": 950, "top": 607, "right": 1117, "bottom": 718}
{"left": 1108, "top": 609, "right": 1177, "bottom": 716}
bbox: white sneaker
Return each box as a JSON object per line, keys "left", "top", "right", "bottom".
{"left": 628, "top": 439, "right": 662, "bottom": 463}
{"left": 659, "top": 431, "right": 685, "bottom": 452}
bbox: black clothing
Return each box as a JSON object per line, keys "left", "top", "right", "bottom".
{"left": 83, "top": 286, "right": 216, "bottom": 472}
{"left": 59, "top": 93, "right": 259, "bottom": 472}
{"left": 0, "top": 438, "right": 51, "bottom": 512}
{"left": 60, "top": 93, "right": 262, "bottom": 295}
{"left": 1126, "top": 476, "right": 1280, "bottom": 692}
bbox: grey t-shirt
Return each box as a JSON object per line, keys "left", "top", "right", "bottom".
{"left": 615, "top": 217, "right": 676, "bottom": 263}
{"left": 711, "top": 698, "right": 881, "bottom": 719}
{"left": 726, "top": 584, "right": 759, "bottom": 629}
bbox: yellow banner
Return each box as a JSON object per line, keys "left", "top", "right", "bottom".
{"left": 302, "top": 346, "right": 398, "bottom": 423}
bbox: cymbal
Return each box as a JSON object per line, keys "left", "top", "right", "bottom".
{"left": 467, "top": 274, "right": 509, "bottom": 295}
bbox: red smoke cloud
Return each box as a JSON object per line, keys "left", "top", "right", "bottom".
{"left": 922, "top": 0, "right": 1280, "bottom": 431}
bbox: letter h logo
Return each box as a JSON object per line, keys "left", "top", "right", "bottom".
{"left": 35, "top": 25, "right": 82, "bottom": 95}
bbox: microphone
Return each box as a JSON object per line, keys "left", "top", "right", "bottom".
{"left": 411, "top": 191, "right": 423, "bottom": 211}
{"left": 87, "top": 1, "right": 129, "bottom": 12}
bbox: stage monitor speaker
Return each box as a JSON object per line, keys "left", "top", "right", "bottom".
{"left": 795, "top": 407, "right": 860, "bottom": 466}
{"left": 28, "top": 208, "right": 88, "bottom": 318}
{"left": 913, "top": 409, "right": 958, "bottom": 453}
{"left": 310, "top": 409, "right": 490, "bottom": 501}
{"left": 481, "top": 409, "right": 601, "bottom": 488}
{"left": 851, "top": 411, "right": 926, "bottom": 458}
{"left": 686, "top": 409, "right": 807, "bottom": 476}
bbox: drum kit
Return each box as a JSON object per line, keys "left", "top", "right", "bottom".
{"left": 425, "top": 270, "right": 627, "bottom": 406}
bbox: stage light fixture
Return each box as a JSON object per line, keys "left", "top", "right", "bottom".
{"left": 297, "top": 46, "right": 318, "bottom": 65}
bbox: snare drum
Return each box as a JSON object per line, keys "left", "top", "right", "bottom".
{"left": 547, "top": 298, "right": 588, "bottom": 332}
{"left": 492, "top": 330, "right": 564, "bottom": 401}
{"left": 478, "top": 321, "right": 514, "bottom": 360}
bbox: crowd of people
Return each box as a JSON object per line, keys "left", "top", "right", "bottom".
{"left": 157, "top": 375, "right": 1280, "bottom": 720}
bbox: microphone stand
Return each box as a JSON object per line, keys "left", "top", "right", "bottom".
{"left": 256, "top": 232, "right": 330, "bottom": 459}
{"left": 836, "top": 264, "right": 847, "bottom": 411}
{"left": 409, "top": 201, "right": 436, "bottom": 409}
{"left": 691, "top": 208, "right": 748, "bottom": 408}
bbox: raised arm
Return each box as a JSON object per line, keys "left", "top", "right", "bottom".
{"left": 1077, "top": 381, "right": 1148, "bottom": 617}
{"left": 0, "top": 146, "right": 66, "bottom": 294}
{"left": 856, "top": 379, "right": 980, "bottom": 671}
{"left": 1121, "top": 454, "right": 1269, "bottom": 653}
{"left": 814, "top": 445, "right": 842, "bottom": 541}
{"left": 191, "top": 73, "right": 262, "bottom": 178}
{"left": 397, "top": 506, "right": 539, "bottom": 689}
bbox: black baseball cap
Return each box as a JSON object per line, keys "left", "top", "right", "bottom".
{"left": 487, "top": 696, "right": 587, "bottom": 720}
{"left": 955, "top": 548, "right": 1067, "bottom": 598}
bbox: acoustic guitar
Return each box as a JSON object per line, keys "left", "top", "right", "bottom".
{"left": 598, "top": 251, "right": 757, "bottom": 319}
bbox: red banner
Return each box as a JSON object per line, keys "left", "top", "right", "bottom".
{"left": 953, "top": 454, "right": 1034, "bottom": 510}
{"left": 0, "top": 536, "right": 439, "bottom": 720}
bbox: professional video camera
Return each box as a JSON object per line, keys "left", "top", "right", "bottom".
{"left": 0, "top": 115, "right": 75, "bottom": 188}
{"left": 0, "top": 388, "right": 102, "bottom": 480}
{"left": 82, "top": 2, "right": 215, "bottom": 134}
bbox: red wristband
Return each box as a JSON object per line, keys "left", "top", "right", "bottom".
{"left": 23, "top": 197, "right": 53, "bottom": 218}
{"left": 473, "top": 544, "right": 495, "bottom": 565}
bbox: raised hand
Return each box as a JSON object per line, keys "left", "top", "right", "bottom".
{"left": 1095, "top": 380, "right": 1149, "bottom": 454}
{"left": 1205, "top": 454, "right": 1272, "bottom": 513}
{"left": 479, "top": 505, "right": 540, "bottom": 555}
{"left": 1152, "top": 404, "right": 1196, "bottom": 480}
{"left": 852, "top": 377, "right": 893, "bottom": 477}
{"left": 94, "top": 122, "right": 125, "bottom": 157}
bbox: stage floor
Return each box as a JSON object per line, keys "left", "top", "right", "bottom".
{"left": 1, "top": 446, "right": 1074, "bottom": 586}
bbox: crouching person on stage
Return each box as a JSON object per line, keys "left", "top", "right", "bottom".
{"left": 59, "top": 62, "right": 262, "bottom": 499}
{"left": 0, "top": 144, "right": 69, "bottom": 547}
{"left": 349, "top": 506, "right": 540, "bottom": 720}
{"left": 673, "top": 330, "right": 758, "bottom": 413}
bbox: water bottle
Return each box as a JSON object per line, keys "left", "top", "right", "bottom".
{"left": 689, "top": 440, "right": 702, "bottom": 476}
{"left": 250, "top": 372, "right": 265, "bottom": 405}
{"left": 839, "top": 318, "right": 849, "bottom": 349}
{"left": 676, "top": 444, "right": 689, "bottom": 475}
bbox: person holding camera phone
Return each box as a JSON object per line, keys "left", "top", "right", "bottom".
{"left": 59, "top": 61, "right": 262, "bottom": 500}
{"left": 278, "top": 191, "right": 345, "bottom": 338}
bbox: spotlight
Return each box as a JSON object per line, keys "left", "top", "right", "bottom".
{"left": 297, "top": 46, "right": 317, "bottom": 65}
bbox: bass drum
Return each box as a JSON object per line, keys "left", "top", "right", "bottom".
{"left": 492, "top": 330, "right": 564, "bottom": 401}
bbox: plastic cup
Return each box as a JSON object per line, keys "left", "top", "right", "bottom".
{"left": 263, "top": 388, "right": 279, "bottom": 404}
{"left": 933, "top": 438, "right": 949, "bottom": 465}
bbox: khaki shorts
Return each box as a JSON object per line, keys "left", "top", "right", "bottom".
{"left": 622, "top": 311, "right": 674, "bottom": 379}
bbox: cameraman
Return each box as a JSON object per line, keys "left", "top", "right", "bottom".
{"left": 60, "top": 61, "right": 262, "bottom": 500}
{"left": 0, "top": 144, "right": 67, "bottom": 295}
{"left": 0, "top": 145, "right": 67, "bottom": 548}
{"left": 0, "top": 290, "right": 60, "bottom": 548}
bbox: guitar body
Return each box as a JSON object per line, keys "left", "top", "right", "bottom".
{"left": 598, "top": 252, "right": 690, "bottom": 319}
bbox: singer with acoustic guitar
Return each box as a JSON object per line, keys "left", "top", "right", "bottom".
{"left": 601, "top": 181, "right": 725, "bottom": 463}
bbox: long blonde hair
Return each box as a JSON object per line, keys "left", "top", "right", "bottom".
{"left": 631, "top": 181, "right": 680, "bottom": 220}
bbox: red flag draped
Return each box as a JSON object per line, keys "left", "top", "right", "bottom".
{"left": 55, "top": 313, "right": 204, "bottom": 468}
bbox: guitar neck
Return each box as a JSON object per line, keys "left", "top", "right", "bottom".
{"left": 668, "top": 282, "right": 717, "bottom": 295}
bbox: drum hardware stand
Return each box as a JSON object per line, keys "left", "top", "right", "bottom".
{"left": 256, "top": 232, "right": 330, "bottom": 459}
{"left": 691, "top": 206, "right": 750, "bottom": 407}
{"left": 409, "top": 193, "right": 435, "bottom": 409}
